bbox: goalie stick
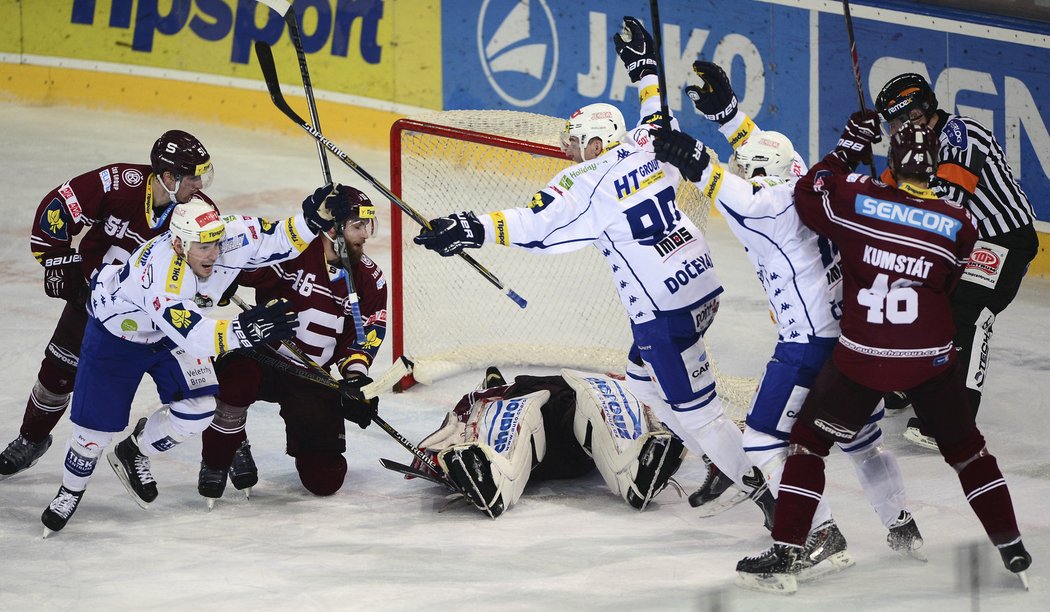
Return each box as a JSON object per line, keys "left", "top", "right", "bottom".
{"left": 256, "top": 0, "right": 367, "bottom": 344}
{"left": 252, "top": 40, "right": 527, "bottom": 310}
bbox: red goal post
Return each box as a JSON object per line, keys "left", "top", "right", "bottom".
{"left": 388, "top": 110, "right": 755, "bottom": 420}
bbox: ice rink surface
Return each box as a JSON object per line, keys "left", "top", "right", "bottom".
{"left": 0, "top": 102, "right": 1047, "bottom": 611}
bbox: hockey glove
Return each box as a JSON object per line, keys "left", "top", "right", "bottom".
{"left": 613, "top": 16, "right": 658, "bottom": 83}
{"left": 42, "top": 248, "right": 88, "bottom": 302}
{"left": 686, "top": 61, "right": 739, "bottom": 125}
{"left": 302, "top": 183, "right": 353, "bottom": 234}
{"left": 339, "top": 376, "right": 378, "bottom": 429}
{"left": 413, "top": 211, "right": 484, "bottom": 257}
{"left": 831, "top": 109, "right": 882, "bottom": 170}
{"left": 653, "top": 128, "right": 711, "bottom": 183}
{"left": 232, "top": 298, "right": 298, "bottom": 348}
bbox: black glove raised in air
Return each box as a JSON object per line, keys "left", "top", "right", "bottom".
{"left": 413, "top": 211, "right": 484, "bottom": 257}
{"left": 613, "top": 16, "right": 658, "bottom": 83}
{"left": 232, "top": 299, "right": 298, "bottom": 348}
{"left": 686, "top": 61, "right": 739, "bottom": 125}
{"left": 339, "top": 376, "right": 378, "bottom": 429}
{"left": 302, "top": 183, "right": 354, "bottom": 234}
{"left": 831, "top": 109, "right": 882, "bottom": 170}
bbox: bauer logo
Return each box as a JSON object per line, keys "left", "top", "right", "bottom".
{"left": 478, "top": 0, "right": 558, "bottom": 107}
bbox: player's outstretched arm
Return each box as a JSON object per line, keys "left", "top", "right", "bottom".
{"left": 687, "top": 61, "right": 739, "bottom": 127}
{"left": 414, "top": 211, "right": 484, "bottom": 257}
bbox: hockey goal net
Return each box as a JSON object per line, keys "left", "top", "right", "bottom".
{"left": 389, "top": 110, "right": 756, "bottom": 421}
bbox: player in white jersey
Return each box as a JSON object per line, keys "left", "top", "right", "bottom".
{"left": 40, "top": 185, "right": 349, "bottom": 535}
{"left": 415, "top": 17, "right": 775, "bottom": 529}
{"left": 654, "top": 61, "right": 924, "bottom": 572}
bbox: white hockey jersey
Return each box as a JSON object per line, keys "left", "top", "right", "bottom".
{"left": 693, "top": 116, "right": 843, "bottom": 341}
{"left": 89, "top": 213, "right": 316, "bottom": 356}
{"left": 479, "top": 78, "right": 722, "bottom": 324}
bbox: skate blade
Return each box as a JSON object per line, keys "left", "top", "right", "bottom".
{"left": 242, "top": 486, "right": 252, "bottom": 500}
{"left": 1016, "top": 570, "right": 1030, "bottom": 591}
{"left": 902, "top": 429, "right": 938, "bottom": 450}
{"left": 735, "top": 571, "right": 798, "bottom": 594}
{"left": 206, "top": 498, "right": 216, "bottom": 510}
{"left": 693, "top": 487, "right": 749, "bottom": 517}
{"left": 797, "top": 551, "right": 855, "bottom": 583}
{"left": 895, "top": 546, "right": 928, "bottom": 563}
{"left": 42, "top": 527, "right": 57, "bottom": 539}
{"left": 105, "top": 452, "right": 152, "bottom": 510}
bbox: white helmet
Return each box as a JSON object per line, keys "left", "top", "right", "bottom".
{"left": 170, "top": 202, "right": 225, "bottom": 247}
{"left": 561, "top": 103, "right": 627, "bottom": 159}
{"left": 729, "top": 131, "right": 796, "bottom": 180}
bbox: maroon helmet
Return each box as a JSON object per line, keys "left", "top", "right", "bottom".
{"left": 151, "top": 130, "right": 213, "bottom": 186}
{"left": 888, "top": 122, "right": 938, "bottom": 183}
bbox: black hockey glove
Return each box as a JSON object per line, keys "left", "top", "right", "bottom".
{"left": 686, "top": 61, "right": 739, "bottom": 125}
{"left": 232, "top": 299, "right": 298, "bottom": 348}
{"left": 339, "top": 376, "right": 378, "bottom": 429}
{"left": 613, "top": 16, "right": 658, "bottom": 83}
{"left": 413, "top": 211, "right": 484, "bottom": 257}
{"left": 42, "top": 248, "right": 88, "bottom": 303}
{"left": 653, "top": 128, "right": 711, "bottom": 183}
{"left": 831, "top": 109, "right": 882, "bottom": 170}
{"left": 302, "top": 183, "right": 353, "bottom": 234}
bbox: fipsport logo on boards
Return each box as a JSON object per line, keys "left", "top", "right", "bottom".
{"left": 477, "top": 0, "right": 558, "bottom": 107}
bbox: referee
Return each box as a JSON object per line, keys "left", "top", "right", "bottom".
{"left": 875, "top": 73, "right": 1039, "bottom": 448}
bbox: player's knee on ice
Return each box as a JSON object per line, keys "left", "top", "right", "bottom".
{"left": 295, "top": 451, "right": 347, "bottom": 496}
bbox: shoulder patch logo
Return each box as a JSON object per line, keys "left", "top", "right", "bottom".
{"left": 122, "top": 168, "right": 144, "bottom": 187}
{"left": 163, "top": 306, "right": 201, "bottom": 336}
{"left": 40, "top": 198, "right": 69, "bottom": 241}
{"left": 944, "top": 117, "right": 967, "bottom": 149}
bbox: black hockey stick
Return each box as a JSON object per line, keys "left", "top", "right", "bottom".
{"left": 649, "top": 0, "right": 671, "bottom": 131}
{"left": 842, "top": 0, "right": 877, "bottom": 178}
{"left": 253, "top": 41, "right": 528, "bottom": 310}
{"left": 257, "top": 0, "right": 368, "bottom": 343}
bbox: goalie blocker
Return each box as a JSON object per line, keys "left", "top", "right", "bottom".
{"left": 416, "top": 369, "right": 686, "bottom": 517}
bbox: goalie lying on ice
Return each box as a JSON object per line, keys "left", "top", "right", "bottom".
{"left": 413, "top": 368, "right": 686, "bottom": 517}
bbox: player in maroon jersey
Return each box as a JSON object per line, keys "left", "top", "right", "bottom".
{"left": 0, "top": 130, "right": 215, "bottom": 479}
{"left": 198, "top": 184, "right": 387, "bottom": 502}
{"left": 734, "top": 113, "right": 1030, "bottom": 593}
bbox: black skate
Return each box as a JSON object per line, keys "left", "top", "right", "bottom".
{"left": 106, "top": 418, "right": 158, "bottom": 509}
{"left": 198, "top": 462, "right": 228, "bottom": 509}
{"left": 483, "top": 366, "right": 507, "bottom": 389}
{"left": 688, "top": 456, "right": 737, "bottom": 512}
{"left": 229, "top": 440, "right": 258, "bottom": 497}
{"left": 736, "top": 542, "right": 803, "bottom": 594}
{"left": 797, "top": 519, "right": 855, "bottom": 582}
{"left": 998, "top": 539, "right": 1032, "bottom": 590}
{"left": 41, "top": 485, "right": 85, "bottom": 537}
{"left": 626, "top": 433, "right": 686, "bottom": 511}
{"left": 887, "top": 510, "right": 927, "bottom": 561}
{"left": 883, "top": 391, "right": 912, "bottom": 412}
{"left": 0, "top": 434, "right": 53, "bottom": 479}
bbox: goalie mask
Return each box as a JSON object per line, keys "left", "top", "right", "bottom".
{"left": 560, "top": 103, "right": 627, "bottom": 161}
{"left": 729, "top": 131, "right": 796, "bottom": 180}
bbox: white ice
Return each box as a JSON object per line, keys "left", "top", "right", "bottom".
{"left": 0, "top": 103, "right": 1046, "bottom": 611}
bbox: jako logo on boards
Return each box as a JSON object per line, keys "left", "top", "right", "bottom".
{"left": 478, "top": 0, "right": 558, "bottom": 107}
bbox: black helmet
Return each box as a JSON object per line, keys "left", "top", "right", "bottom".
{"left": 151, "top": 130, "right": 213, "bottom": 184}
{"left": 875, "top": 73, "right": 938, "bottom": 122}
{"left": 888, "top": 122, "right": 938, "bottom": 183}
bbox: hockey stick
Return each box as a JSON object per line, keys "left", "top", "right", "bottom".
{"left": 256, "top": 0, "right": 368, "bottom": 343}
{"left": 842, "top": 0, "right": 877, "bottom": 178}
{"left": 648, "top": 0, "right": 671, "bottom": 131}
{"left": 252, "top": 41, "right": 527, "bottom": 310}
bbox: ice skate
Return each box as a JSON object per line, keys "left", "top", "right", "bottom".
{"left": 106, "top": 417, "right": 158, "bottom": 509}
{"left": 0, "top": 434, "right": 53, "bottom": 479}
{"left": 41, "top": 485, "right": 85, "bottom": 537}
{"left": 887, "top": 510, "right": 927, "bottom": 561}
{"left": 903, "top": 417, "right": 938, "bottom": 450}
{"left": 229, "top": 440, "right": 258, "bottom": 498}
{"left": 735, "top": 542, "right": 802, "bottom": 594}
{"left": 198, "top": 462, "right": 228, "bottom": 510}
{"left": 483, "top": 366, "right": 507, "bottom": 389}
{"left": 883, "top": 391, "right": 912, "bottom": 412}
{"left": 998, "top": 539, "right": 1032, "bottom": 591}
{"left": 796, "top": 519, "right": 855, "bottom": 582}
{"left": 688, "top": 456, "right": 742, "bottom": 514}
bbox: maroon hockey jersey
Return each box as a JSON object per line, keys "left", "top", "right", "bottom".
{"left": 237, "top": 238, "right": 387, "bottom": 377}
{"left": 30, "top": 163, "right": 215, "bottom": 279}
{"left": 794, "top": 156, "right": 978, "bottom": 391}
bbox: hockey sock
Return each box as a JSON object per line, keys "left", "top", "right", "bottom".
{"left": 20, "top": 379, "right": 71, "bottom": 443}
{"left": 61, "top": 425, "right": 113, "bottom": 491}
{"left": 201, "top": 427, "right": 246, "bottom": 471}
{"left": 139, "top": 397, "right": 216, "bottom": 456}
{"left": 956, "top": 453, "right": 1020, "bottom": 546}
{"left": 844, "top": 428, "right": 907, "bottom": 528}
{"left": 770, "top": 453, "right": 825, "bottom": 546}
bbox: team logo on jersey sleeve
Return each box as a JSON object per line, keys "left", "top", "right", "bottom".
{"left": 258, "top": 218, "right": 278, "bottom": 235}
{"left": 163, "top": 306, "right": 201, "bottom": 336}
{"left": 122, "top": 169, "right": 144, "bottom": 187}
{"left": 99, "top": 169, "right": 113, "bottom": 192}
{"left": 39, "top": 198, "right": 69, "bottom": 240}
{"left": 529, "top": 190, "right": 555, "bottom": 213}
{"left": 944, "top": 118, "right": 968, "bottom": 149}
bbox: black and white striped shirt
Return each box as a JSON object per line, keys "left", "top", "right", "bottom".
{"left": 931, "top": 109, "right": 1034, "bottom": 237}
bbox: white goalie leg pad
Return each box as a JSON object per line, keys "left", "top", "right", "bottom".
{"left": 437, "top": 390, "right": 548, "bottom": 517}
{"left": 839, "top": 423, "right": 907, "bottom": 528}
{"left": 138, "top": 396, "right": 217, "bottom": 456}
{"left": 62, "top": 425, "right": 114, "bottom": 491}
{"left": 563, "top": 369, "right": 686, "bottom": 509}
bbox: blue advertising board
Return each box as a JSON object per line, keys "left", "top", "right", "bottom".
{"left": 442, "top": 0, "right": 1050, "bottom": 223}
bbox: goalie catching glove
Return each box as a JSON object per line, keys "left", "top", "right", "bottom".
{"left": 613, "top": 16, "right": 658, "bottom": 83}
{"left": 414, "top": 211, "right": 484, "bottom": 257}
{"left": 687, "top": 61, "right": 739, "bottom": 125}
